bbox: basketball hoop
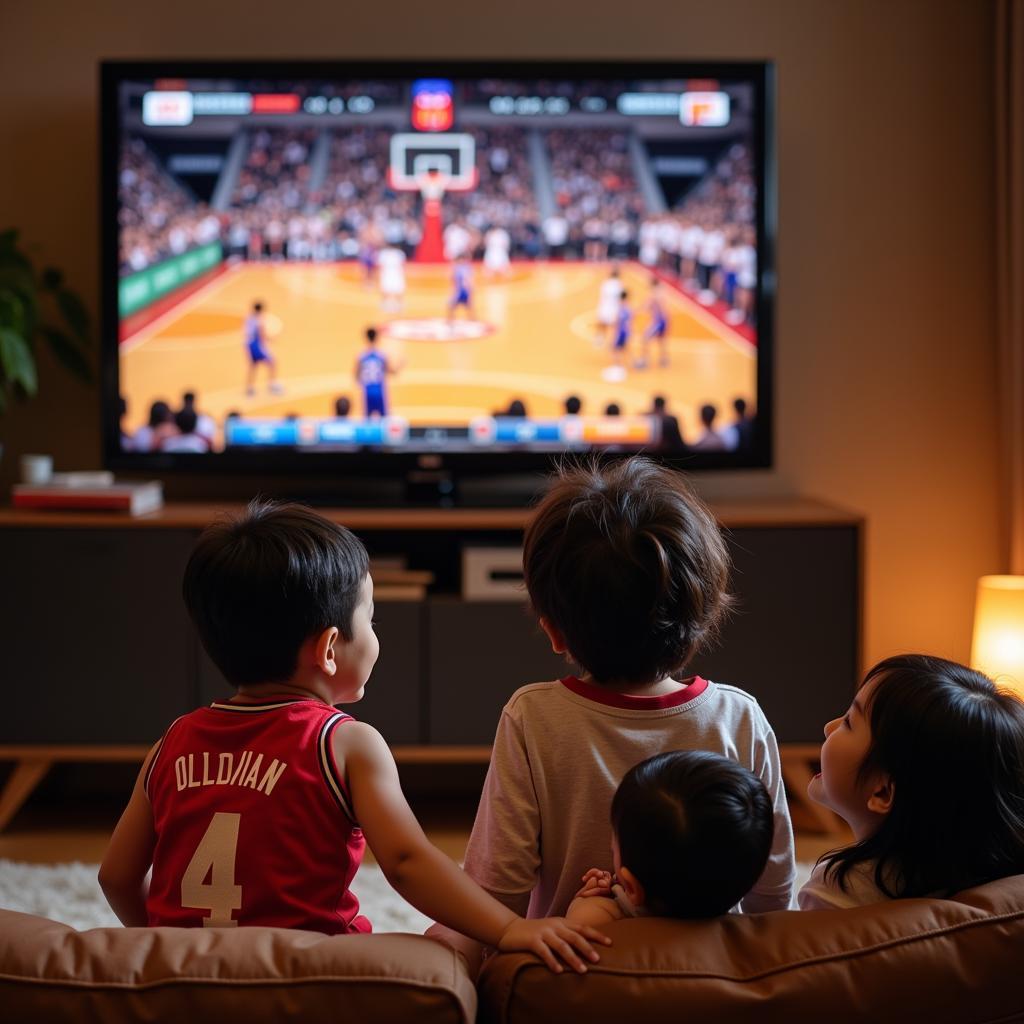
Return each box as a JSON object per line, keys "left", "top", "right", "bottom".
{"left": 386, "top": 133, "right": 478, "bottom": 262}
{"left": 387, "top": 133, "right": 479, "bottom": 194}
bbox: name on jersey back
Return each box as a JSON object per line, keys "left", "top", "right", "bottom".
{"left": 173, "top": 750, "right": 288, "bottom": 796}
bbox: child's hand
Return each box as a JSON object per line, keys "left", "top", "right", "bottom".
{"left": 575, "top": 868, "right": 613, "bottom": 898}
{"left": 497, "top": 916, "right": 611, "bottom": 974}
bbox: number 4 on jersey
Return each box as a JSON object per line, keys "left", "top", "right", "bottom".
{"left": 181, "top": 811, "right": 243, "bottom": 926}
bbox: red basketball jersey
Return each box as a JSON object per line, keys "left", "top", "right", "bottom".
{"left": 145, "top": 695, "right": 370, "bottom": 934}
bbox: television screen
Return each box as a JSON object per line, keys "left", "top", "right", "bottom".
{"left": 102, "top": 62, "right": 773, "bottom": 473}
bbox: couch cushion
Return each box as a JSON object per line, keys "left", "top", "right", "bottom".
{"left": 0, "top": 909, "right": 475, "bottom": 1024}
{"left": 478, "top": 875, "right": 1024, "bottom": 1024}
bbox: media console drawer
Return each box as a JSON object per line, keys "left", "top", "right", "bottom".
{"left": 0, "top": 528, "right": 197, "bottom": 744}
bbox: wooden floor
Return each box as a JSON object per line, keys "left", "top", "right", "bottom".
{"left": 121, "top": 261, "right": 756, "bottom": 444}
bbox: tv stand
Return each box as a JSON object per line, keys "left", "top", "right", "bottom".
{"left": 0, "top": 498, "right": 858, "bottom": 833}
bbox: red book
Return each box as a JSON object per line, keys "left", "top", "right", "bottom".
{"left": 12, "top": 481, "right": 163, "bottom": 516}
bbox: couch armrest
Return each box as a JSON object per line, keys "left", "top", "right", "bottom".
{"left": 0, "top": 909, "right": 476, "bottom": 1024}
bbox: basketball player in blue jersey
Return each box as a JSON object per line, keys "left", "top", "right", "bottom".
{"left": 608, "top": 289, "right": 632, "bottom": 376}
{"left": 358, "top": 231, "right": 379, "bottom": 288}
{"left": 447, "top": 255, "right": 476, "bottom": 325}
{"left": 637, "top": 277, "right": 670, "bottom": 369}
{"left": 354, "top": 327, "right": 396, "bottom": 418}
{"left": 244, "top": 301, "right": 283, "bottom": 397}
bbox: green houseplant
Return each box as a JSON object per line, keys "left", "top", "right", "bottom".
{"left": 0, "top": 228, "right": 93, "bottom": 415}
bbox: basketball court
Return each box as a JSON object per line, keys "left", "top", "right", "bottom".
{"left": 120, "top": 259, "right": 756, "bottom": 445}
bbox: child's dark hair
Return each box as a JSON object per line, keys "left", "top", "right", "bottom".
{"left": 182, "top": 500, "right": 369, "bottom": 686}
{"left": 612, "top": 750, "right": 773, "bottom": 918}
{"left": 523, "top": 457, "right": 732, "bottom": 683}
{"left": 822, "top": 654, "right": 1024, "bottom": 898}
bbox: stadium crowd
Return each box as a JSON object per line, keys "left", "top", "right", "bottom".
{"left": 227, "top": 128, "right": 317, "bottom": 259}
{"left": 315, "top": 126, "right": 420, "bottom": 258}
{"left": 118, "top": 139, "right": 221, "bottom": 274}
{"left": 444, "top": 126, "right": 543, "bottom": 257}
{"left": 121, "top": 129, "right": 758, "bottom": 326}
{"left": 545, "top": 128, "right": 645, "bottom": 260}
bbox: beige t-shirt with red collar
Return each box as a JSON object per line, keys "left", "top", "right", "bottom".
{"left": 462, "top": 675, "right": 796, "bottom": 919}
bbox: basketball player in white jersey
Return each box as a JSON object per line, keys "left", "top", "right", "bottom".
{"left": 697, "top": 219, "right": 726, "bottom": 305}
{"left": 483, "top": 225, "right": 511, "bottom": 279}
{"left": 679, "top": 218, "right": 704, "bottom": 290}
{"left": 727, "top": 227, "right": 757, "bottom": 326}
{"left": 638, "top": 218, "right": 661, "bottom": 267}
{"left": 443, "top": 222, "right": 472, "bottom": 262}
{"left": 378, "top": 245, "right": 407, "bottom": 312}
{"left": 594, "top": 266, "right": 623, "bottom": 348}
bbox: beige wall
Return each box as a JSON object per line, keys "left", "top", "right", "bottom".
{"left": 0, "top": 0, "right": 1000, "bottom": 673}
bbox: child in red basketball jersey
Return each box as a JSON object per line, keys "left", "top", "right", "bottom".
{"left": 99, "top": 502, "right": 608, "bottom": 973}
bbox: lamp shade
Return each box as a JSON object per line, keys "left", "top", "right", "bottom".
{"left": 971, "top": 575, "right": 1024, "bottom": 697}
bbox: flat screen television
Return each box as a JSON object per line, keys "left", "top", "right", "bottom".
{"left": 101, "top": 60, "right": 774, "bottom": 489}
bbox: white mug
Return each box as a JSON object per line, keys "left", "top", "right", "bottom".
{"left": 20, "top": 454, "right": 53, "bottom": 485}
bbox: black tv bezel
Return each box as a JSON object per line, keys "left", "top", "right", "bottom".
{"left": 100, "top": 59, "right": 775, "bottom": 481}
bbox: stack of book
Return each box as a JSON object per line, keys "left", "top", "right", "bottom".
{"left": 368, "top": 556, "right": 434, "bottom": 600}
{"left": 12, "top": 474, "right": 164, "bottom": 516}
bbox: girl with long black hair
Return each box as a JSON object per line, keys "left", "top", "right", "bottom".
{"left": 799, "top": 654, "right": 1024, "bottom": 908}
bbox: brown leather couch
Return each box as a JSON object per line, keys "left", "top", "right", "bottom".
{"left": 1, "top": 875, "right": 1022, "bottom": 1023}
{"left": 480, "top": 874, "right": 1024, "bottom": 1023}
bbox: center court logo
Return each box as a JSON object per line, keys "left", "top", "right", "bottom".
{"left": 382, "top": 319, "right": 495, "bottom": 342}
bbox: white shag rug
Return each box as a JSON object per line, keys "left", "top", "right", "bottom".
{"left": 0, "top": 860, "right": 813, "bottom": 932}
{"left": 0, "top": 860, "right": 432, "bottom": 933}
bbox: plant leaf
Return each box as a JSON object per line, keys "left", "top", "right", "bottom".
{"left": 0, "top": 288, "right": 29, "bottom": 337}
{"left": 0, "top": 267, "right": 40, "bottom": 323}
{"left": 38, "top": 324, "right": 92, "bottom": 382}
{"left": 0, "top": 242, "right": 34, "bottom": 276}
{"left": 0, "top": 229, "right": 18, "bottom": 256}
{"left": 55, "top": 288, "right": 92, "bottom": 344}
{"left": 0, "top": 326, "right": 38, "bottom": 396}
{"left": 41, "top": 266, "right": 63, "bottom": 290}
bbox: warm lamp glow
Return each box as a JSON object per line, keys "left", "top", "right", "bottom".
{"left": 971, "top": 576, "right": 1024, "bottom": 698}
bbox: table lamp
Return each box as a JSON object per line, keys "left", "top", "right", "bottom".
{"left": 971, "top": 575, "right": 1024, "bottom": 699}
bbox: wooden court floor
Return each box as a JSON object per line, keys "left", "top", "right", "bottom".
{"left": 121, "top": 261, "right": 756, "bottom": 445}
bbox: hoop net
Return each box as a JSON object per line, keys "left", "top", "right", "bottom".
{"left": 418, "top": 171, "right": 449, "bottom": 202}
{"left": 387, "top": 165, "right": 478, "bottom": 195}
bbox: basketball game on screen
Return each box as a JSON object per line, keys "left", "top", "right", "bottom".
{"left": 116, "top": 75, "right": 760, "bottom": 457}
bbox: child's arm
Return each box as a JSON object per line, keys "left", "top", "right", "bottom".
{"left": 565, "top": 869, "right": 623, "bottom": 929}
{"left": 340, "top": 722, "right": 610, "bottom": 973}
{"left": 98, "top": 743, "right": 160, "bottom": 926}
{"left": 565, "top": 894, "right": 624, "bottom": 930}
{"left": 426, "top": 851, "right": 607, "bottom": 975}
